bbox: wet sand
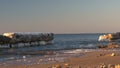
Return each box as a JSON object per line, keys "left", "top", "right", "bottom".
{"left": 1, "top": 49, "right": 120, "bottom": 68}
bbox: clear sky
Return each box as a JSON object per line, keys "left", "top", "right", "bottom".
{"left": 0, "top": 0, "right": 120, "bottom": 34}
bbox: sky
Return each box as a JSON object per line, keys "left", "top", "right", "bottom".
{"left": 0, "top": 0, "right": 120, "bottom": 34}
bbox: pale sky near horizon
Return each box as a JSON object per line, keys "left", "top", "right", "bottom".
{"left": 0, "top": 0, "right": 120, "bottom": 34}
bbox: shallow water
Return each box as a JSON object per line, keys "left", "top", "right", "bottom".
{"left": 0, "top": 49, "right": 94, "bottom": 66}
{"left": 1, "top": 49, "right": 120, "bottom": 66}
{"left": 0, "top": 33, "right": 111, "bottom": 66}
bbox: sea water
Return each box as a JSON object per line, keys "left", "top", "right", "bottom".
{"left": 0, "top": 33, "right": 110, "bottom": 66}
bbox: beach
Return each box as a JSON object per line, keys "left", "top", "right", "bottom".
{"left": 0, "top": 34, "right": 119, "bottom": 68}
{"left": 1, "top": 49, "right": 120, "bottom": 68}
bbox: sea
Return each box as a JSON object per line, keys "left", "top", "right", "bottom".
{"left": 0, "top": 33, "right": 111, "bottom": 66}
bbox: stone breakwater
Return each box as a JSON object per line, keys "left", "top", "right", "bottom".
{"left": 0, "top": 32, "right": 54, "bottom": 48}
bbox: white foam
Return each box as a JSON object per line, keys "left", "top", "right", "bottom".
{"left": 63, "top": 49, "right": 93, "bottom": 54}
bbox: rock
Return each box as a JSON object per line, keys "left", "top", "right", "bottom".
{"left": 115, "top": 64, "right": 120, "bottom": 68}
{"left": 111, "top": 53, "right": 115, "bottom": 56}
{"left": 64, "top": 63, "right": 70, "bottom": 68}
{"left": 108, "top": 64, "right": 115, "bottom": 68}
{"left": 98, "top": 63, "right": 107, "bottom": 68}
{"left": 97, "top": 43, "right": 120, "bottom": 49}
{"left": 55, "top": 64, "right": 62, "bottom": 68}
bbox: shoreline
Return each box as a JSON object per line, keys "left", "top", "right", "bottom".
{"left": 1, "top": 49, "right": 120, "bottom": 68}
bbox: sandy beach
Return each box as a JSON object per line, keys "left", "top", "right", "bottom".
{"left": 1, "top": 49, "right": 120, "bottom": 68}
